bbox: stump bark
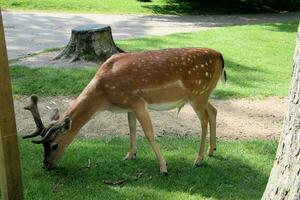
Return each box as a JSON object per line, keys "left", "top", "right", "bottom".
{"left": 54, "top": 24, "right": 124, "bottom": 63}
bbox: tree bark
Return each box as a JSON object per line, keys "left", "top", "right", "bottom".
{"left": 0, "top": 9, "right": 24, "bottom": 199}
{"left": 262, "top": 22, "right": 300, "bottom": 200}
{"left": 54, "top": 24, "right": 124, "bottom": 63}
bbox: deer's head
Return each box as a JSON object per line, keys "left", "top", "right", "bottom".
{"left": 23, "top": 95, "right": 72, "bottom": 169}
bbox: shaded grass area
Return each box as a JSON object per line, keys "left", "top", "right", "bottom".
{"left": 10, "top": 22, "right": 298, "bottom": 99}
{"left": 2, "top": 0, "right": 299, "bottom": 14}
{"left": 142, "top": 0, "right": 300, "bottom": 15}
{"left": 13, "top": 138, "right": 277, "bottom": 200}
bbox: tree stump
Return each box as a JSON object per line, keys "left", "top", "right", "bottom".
{"left": 54, "top": 24, "right": 124, "bottom": 63}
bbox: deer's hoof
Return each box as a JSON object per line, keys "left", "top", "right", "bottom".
{"left": 160, "top": 171, "right": 169, "bottom": 176}
{"left": 208, "top": 148, "right": 216, "bottom": 157}
{"left": 193, "top": 163, "right": 201, "bottom": 168}
{"left": 160, "top": 164, "right": 168, "bottom": 176}
{"left": 124, "top": 152, "right": 136, "bottom": 160}
{"left": 193, "top": 157, "right": 203, "bottom": 167}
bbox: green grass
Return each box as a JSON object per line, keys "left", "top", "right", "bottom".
{"left": 1, "top": 0, "right": 161, "bottom": 14}
{"left": 10, "top": 22, "right": 298, "bottom": 99}
{"left": 10, "top": 137, "right": 277, "bottom": 200}
{"left": 1, "top": 0, "right": 299, "bottom": 15}
{"left": 10, "top": 66, "right": 95, "bottom": 96}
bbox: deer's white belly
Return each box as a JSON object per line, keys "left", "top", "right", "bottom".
{"left": 147, "top": 99, "right": 186, "bottom": 111}
{"left": 107, "top": 99, "right": 186, "bottom": 113}
{"left": 105, "top": 80, "right": 187, "bottom": 113}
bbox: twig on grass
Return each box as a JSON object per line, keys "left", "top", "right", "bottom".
{"left": 102, "top": 179, "right": 127, "bottom": 186}
{"left": 102, "top": 171, "right": 145, "bottom": 187}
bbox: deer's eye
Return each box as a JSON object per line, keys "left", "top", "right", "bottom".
{"left": 50, "top": 143, "right": 59, "bottom": 151}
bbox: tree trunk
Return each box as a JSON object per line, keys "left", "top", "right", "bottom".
{"left": 0, "top": 9, "right": 24, "bottom": 199}
{"left": 262, "top": 22, "right": 300, "bottom": 199}
{"left": 54, "top": 24, "right": 124, "bottom": 63}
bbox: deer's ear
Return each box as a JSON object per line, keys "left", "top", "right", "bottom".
{"left": 50, "top": 109, "right": 60, "bottom": 121}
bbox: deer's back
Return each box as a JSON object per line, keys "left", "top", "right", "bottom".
{"left": 95, "top": 48, "right": 223, "bottom": 106}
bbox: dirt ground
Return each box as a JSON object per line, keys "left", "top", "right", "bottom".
{"left": 14, "top": 51, "right": 99, "bottom": 68}
{"left": 15, "top": 95, "right": 286, "bottom": 140}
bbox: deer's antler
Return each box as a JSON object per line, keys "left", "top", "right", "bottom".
{"left": 23, "top": 95, "right": 45, "bottom": 139}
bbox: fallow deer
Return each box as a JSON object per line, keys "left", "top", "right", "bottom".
{"left": 24, "top": 47, "right": 226, "bottom": 175}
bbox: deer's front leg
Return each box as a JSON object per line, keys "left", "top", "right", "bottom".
{"left": 133, "top": 102, "right": 168, "bottom": 175}
{"left": 192, "top": 103, "right": 209, "bottom": 167}
{"left": 124, "top": 112, "right": 137, "bottom": 160}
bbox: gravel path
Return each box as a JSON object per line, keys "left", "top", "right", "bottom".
{"left": 4, "top": 11, "right": 299, "bottom": 60}
{"left": 16, "top": 96, "right": 286, "bottom": 140}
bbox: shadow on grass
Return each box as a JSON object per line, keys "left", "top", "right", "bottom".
{"left": 20, "top": 138, "right": 275, "bottom": 199}
{"left": 142, "top": 0, "right": 300, "bottom": 15}
{"left": 213, "top": 59, "right": 268, "bottom": 99}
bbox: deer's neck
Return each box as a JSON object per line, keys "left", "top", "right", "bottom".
{"left": 63, "top": 79, "right": 103, "bottom": 134}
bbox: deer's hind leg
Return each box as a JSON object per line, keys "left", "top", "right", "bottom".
{"left": 190, "top": 98, "right": 209, "bottom": 167}
{"left": 206, "top": 102, "right": 217, "bottom": 156}
{"left": 124, "top": 112, "right": 137, "bottom": 160}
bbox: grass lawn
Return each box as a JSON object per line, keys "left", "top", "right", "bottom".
{"left": 1, "top": 0, "right": 299, "bottom": 15}
{"left": 10, "top": 22, "right": 298, "bottom": 99}
{"left": 10, "top": 137, "right": 277, "bottom": 200}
